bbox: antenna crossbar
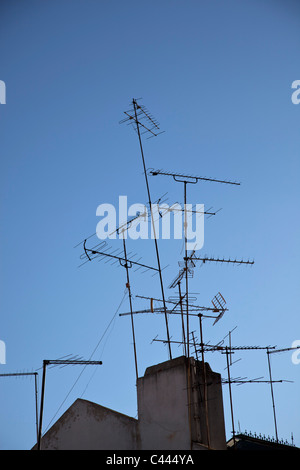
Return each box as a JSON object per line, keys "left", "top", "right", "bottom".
{"left": 190, "top": 256, "right": 254, "bottom": 265}
{"left": 83, "top": 240, "right": 159, "bottom": 273}
{"left": 37, "top": 359, "right": 102, "bottom": 450}
{"left": 150, "top": 169, "right": 241, "bottom": 186}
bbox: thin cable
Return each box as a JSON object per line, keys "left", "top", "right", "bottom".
{"left": 43, "top": 291, "right": 128, "bottom": 433}
{"left": 80, "top": 309, "right": 119, "bottom": 398}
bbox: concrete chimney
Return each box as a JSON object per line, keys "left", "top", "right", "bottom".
{"left": 137, "top": 355, "right": 227, "bottom": 450}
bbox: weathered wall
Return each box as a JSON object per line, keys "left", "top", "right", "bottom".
{"left": 36, "top": 399, "right": 139, "bottom": 450}
{"left": 33, "top": 356, "right": 227, "bottom": 450}
{"left": 137, "top": 356, "right": 192, "bottom": 450}
{"left": 190, "top": 360, "right": 227, "bottom": 450}
{"left": 137, "top": 356, "right": 226, "bottom": 450}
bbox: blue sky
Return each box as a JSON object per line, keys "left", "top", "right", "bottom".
{"left": 0, "top": 0, "right": 299, "bottom": 450}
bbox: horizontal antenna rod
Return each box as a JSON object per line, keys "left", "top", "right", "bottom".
{"left": 153, "top": 338, "right": 276, "bottom": 352}
{"left": 197, "top": 344, "right": 276, "bottom": 353}
{"left": 267, "top": 346, "right": 300, "bottom": 355}
{"left": 189, "top": 256, "right": 254, "bottom": 265}
{"left": 43, "top": 360, "right": 102, "bottom": 366}
{"left": 119, "top": 308, "right": 218, "bottom": 319}
{"left": 83, "top": 240, "right": 159, "bottom": 272}
{"left": 222, "top": 378, "right": 292, "bottom": 385}
{"left": 150, "top": 169, "right": 240, "bottom": 186}
{"left": 152, "top": 338, "right": 195, "bottom": 347}
{"left": 135, "top": 294, "right": 228, "bottom": 312}
{"left": 0, "top": 372, "right": 38, "bottom": 377}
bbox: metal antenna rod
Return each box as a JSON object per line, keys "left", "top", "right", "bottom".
{"left": 197, "top": 344, "right": 276, "bottom": 353}
{"left": 0, "top": 372, "right": 39, "bottom": 444}
{"left": 135, "top": 294, "right": 228, "bottom": 315}
{"left": 191, "top": 256, "right": 254, "bottom": 265}
{"left": 132, "top": 98, "right": 172, "bottom": 360}
{"left": 268, "top": 346, "right": 300, "bottom": 355}
{"left": 121, "top": 232, "right": 138, "bottom": 381}
{"left": 191, "top": 331, "right": 198, "bottom": 361}
{"left": 150, "top": 169, "right": 241, "bottom": 358}
{"left": 119, "top": 307, "right": 218, "bottom": 318}
{"left": 178, "top": 281, "right": 187, "bottom": 356}
{"left": 150, "top": 169, "right": 240, "bottom": 186}
{"left": 266, "top": 348, "right": 279, "bottom": 442}
{"left": 37, "top": 359, "right": 102, "bottom": 450}
{"left": 225, "top": 346, "right": 236, "bottom": 447}
{"left": 184, "top": 181, "right": 191, "bottom": 359}
{"left": 265, "top": 344, "right": 300, "bottom": 442}
{"left": 83, "top": 239, "right": 159, "bottom": 274}
{"left": 198, "top": 314, "right": 210, "bottom": 448}
{"left": 37, "top": 361, "right": 47, "bottom": 451}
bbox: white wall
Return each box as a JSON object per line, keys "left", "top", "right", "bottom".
{"left": 38, "top": 399, "right": 139, "bottom": 450}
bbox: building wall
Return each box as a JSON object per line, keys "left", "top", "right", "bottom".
{"left": 34, "top": 356, "right": 227, "bottom": 450}
{"left": 37, "top": 399, "right": 139, "bottom": 450}
{"left": 137, "top": 356, "right": 227, "bottom": 450}
{"left": 190, "top": 360, "right": 227, "bottom": 449}
{"left": 137, "top": 356, "right": 192, "bottom": 450}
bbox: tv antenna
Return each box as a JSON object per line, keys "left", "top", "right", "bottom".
{"left": 150, "top": 169, "right": 242, "bottom": 361}
{"left": 193, "top": 256, "right": 254, "bottom": 266}
{"left": 120, "top": 99, "right": 172, "bottom": 360}
{"left": 266, "top": 345, "right": 300, "bottom": 442}
{"left": 37, "top": 358, "right": 102, "bottom": 450}
{"left": 82, "top": 238, "right": 159, "bottom": 275}
{"left": 153, "top": 327, "right": 291, "bottom": 448}
{"left": 80, "top": 212, "right": 170, "bottom": 381}
{"left": 0, "top": 371, "right": 39, "bottom": 444}
{"left": 197, "top": 341, "right": 295, "bottom": 446}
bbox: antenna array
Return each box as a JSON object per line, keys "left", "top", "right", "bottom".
{"left": 73, "top": 98, "right": 300, "bottom": 449}
{"left": 3, "top": 98, "right": 299, "bottom": 451}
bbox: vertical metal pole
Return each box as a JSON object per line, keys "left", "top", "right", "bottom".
{"left": 178, "top": 282, "right": 187, "bottom": 356}
{"left": 122, "top": 236, "right": 139, "bottom": 382}
{"left": 191, "top": 331, "right": 198, "bottom": 361}
{"left": 34, "top": 373, "right": 39, "bottom": 445}
{"left": 229, "top": 331, "right": 232, "bottom": 366}
{"left": 267, "top": 348, "right": 278, "bottom": 442}
{"left": 187, "top": 356, "right": 192, "bottom": 450}
{"left": 226, "top": 346, "right": 236, "bottom": 446}
{"left": 132, "top": 99, "right": 172, "bottom": 360}
{"left": 37, "top": 360, "right": 47, "bottom": 450}
{"left": 184, "top": 181, "right": 189, "bottom": 360}
{"left": 199, "top": 314, "right": 210, "bottom": 448}
{"left": 183, "top": 180, "right": 192, "bottom": 450}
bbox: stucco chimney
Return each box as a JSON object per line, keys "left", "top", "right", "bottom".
{"left": 137, "top": 355, "right": 227, "bottom": 450}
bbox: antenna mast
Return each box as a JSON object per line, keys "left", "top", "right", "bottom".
{"left": 37, "top": 359, "right": 102, "bottom": 450}
{"left": 150, "top": 169, "right": 241, "bottom": 360}
{"left": 0, "top": 372, "right": 39, "bottom": 444}
{"left": 266, "top": 345, "right": 300, "bottom": 442}
{"left": 120, "top": 99, "right": 172, "bottom": 360}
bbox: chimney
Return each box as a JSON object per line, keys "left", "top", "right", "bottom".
{"left": 137, "top": 355, "right": 227, "bottom": 450}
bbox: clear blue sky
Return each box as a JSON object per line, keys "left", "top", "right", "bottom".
{"left": 0, "top": 0, "right": 299, "bottom": 450}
